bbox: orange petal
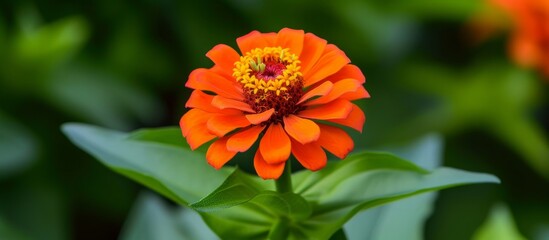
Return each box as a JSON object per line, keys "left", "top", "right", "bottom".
{"left": 304, "top": 79, "right": 361, "bottom": 106}
{"left": 298, "top": 99, "right": 353, "bottom": 120}
{"left": 185, "top": 90, "right": 240, "bottom": 114}
{"left": 206, "top": 137, "right": 237, "bottom": 169}
{"left": 207, "top": 114, "right": 250, "bottom": 136}
{"left": 283, "top": 115, "right": 320, "bottom": 144}
{"left": 304, "top": 44, "right": 350, "bottom": 87}
{"left": 317, "top": 124, "right": 354, "bottom": 159}
{"left": 226, "top": 125, "right": 265, "bottom": 152}
{"left": 186, "top": 90, "right": 217, "bottom": 112}
{"left": 297, "top": 81, "right": 333, "bottom": 104}
{"left": 340, "top": 85, "right": 370, "bottom": 101}
{"left": 212, "top": 95, "right": 255, "bottom": 113}
{"left": 290, "top": 139, "right": 327, "bottom": 171}
{"left": 180, "top": 108, "right": 211, "bottom": 136}
{"left": 328, "top": 104, "right": 365, "bottom": 132}
{"left": 253, "top": 150, "right": 285, "bottom": 180}
{"left": 210, "top": 65, "right": 233, "bottom": 80}
{"left": 246, "top": 108, "right": 275, "bottom": 125}
{"left": 259, "top": 123, "right": 291, "bottom": 164}
{"left": 276, "top": 28, "right": 305, "bottom": 56}
{"left": 186, "top": 69, "right": 243, "bottom": 100}
{"left": 237, "top": 30, "right": 272, "bottom": 54}
{"left": 186, "top": 127, "right": 217, "bottom": 150}
{"left": 180, "top": 109, "right": 217, "bottom": 149}
{"left": 325, "top": 64, "right": 366, "bottom": 84}
{"left": 300, "top": 33, "right": 328, "bottom": 76}
{"left": 206, "top": 44, "right": 240, "bottom": 76}
{"left": 263, "top": 32, "right": 277, "bottom": 45}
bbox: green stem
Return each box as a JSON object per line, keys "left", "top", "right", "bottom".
{"left": 267, "top": 217, "right": 289, "bottom": 240}
{"left": 270, "top": 160, "right": 293, "bottom": 239}
{"left": 275, "top": 159, "right": 293, "bottom": 193}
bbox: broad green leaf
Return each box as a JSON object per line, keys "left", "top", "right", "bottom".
{"left": 64, "top": 124, "right": 500, "bottom": 240}
{"left": 61, "top": 123, "right": 231, "bottom": 205}
{"left": 472, "top": 204, "right": 527, "bottom": 240}
{"left": 290, "top": 152, "right": 499, "bottom": 239}
{"left": 128, "top": 127, "right": 186, "bottom": 149}
{"left": 128, "top": 127, "right": 207, "bottom": 153}
{"left": 190, "top": 169, "right": 269, "bottom": 212}
{"left": 196, "top": 190, "right": 313, "bottom": 239}
{"left": 250, "top": 191, "right": 312, "bottom": 221}
{"left": 196, "top": 190, "right": 314, "bottom": 239}
{"left": 196, "top": 150, "right": 498, "bottom": 239}
{"left": 62, "top": 124, "right": 270, "bottom": 239}
{"left": 292, "top": 152, "right": 429, "bottom": 200}
{"left": 344, "top": 134, "right": 442, "bottom": 240}
{"left": 119, "top": 192, "right": 217, "bottom": 240}
{"left": 190, "top": 169, "right": 311, "bottom": 236}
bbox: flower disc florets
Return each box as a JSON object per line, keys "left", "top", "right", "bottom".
{"left": 233, "top": 47, "right": 304, "bottom": 124}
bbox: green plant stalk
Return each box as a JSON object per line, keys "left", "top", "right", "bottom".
{"left": 275, "top": 159, "right": 293, "bottom": 193}
{"left": 268, "top": 217, "right": 290, "bottom": 240}
{"left": 270, "top": 160, "right": 293, "bottom": 239}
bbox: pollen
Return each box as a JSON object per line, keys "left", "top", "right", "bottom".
{"left": 233, "top": 47, "right": 304, "bottom": 123}
{"left": 233, "top": 47, "right": 302, "bottom": 96}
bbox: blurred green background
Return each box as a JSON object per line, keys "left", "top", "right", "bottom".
{"left": 0, "top": 0, "right": 548, "bottom": 239}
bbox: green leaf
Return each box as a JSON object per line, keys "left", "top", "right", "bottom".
{"left": 128, "top": 127, "right": 185, "bottom": 149}
{"left": 61, "top": 123, "right": 231, "bottom": 205}
{"left": 293, "top": 152, "right": 429, "bottom": 200}
{"left": 190, "top": 169, "right": 269, "bottom": 212}
{"left": 62, "top": 124, "right": 271, "bottom": 239}
{"left": 193, "top": 149, "right": 498, "bottom": 239}
{"left": 63, "top": 124, "right": 499, "bottom": 240}
{"left": 290, "top": 152, "right": 499, "bottom": 239}
{"left": 344, "top": 134, "right": 443, "bottom": 240}
{"left": 172, "top": 159, "right": 311, "bottom": 238}
{"left": 128, "top": 127, "right": 207, "bottom": 153}
{"left": 472, "top": 204, "right": 527, "bottom": 240}
{"left": 251, "top": 191, "right": 312, "bottom": 221}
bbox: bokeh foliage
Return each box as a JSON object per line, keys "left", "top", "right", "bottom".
{"left": 0, "top": 0, "right": 548, "bottom": 239}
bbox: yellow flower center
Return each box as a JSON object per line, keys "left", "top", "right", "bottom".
{"left": 233, "top": 47, "right": 304, "bottom": 123}
{"left": 233, "top": 47, "right": 302, "bottom": 96}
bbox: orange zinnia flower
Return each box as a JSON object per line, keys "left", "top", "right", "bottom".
{"left": 489, "top": 0, "right": 549, "bottom": 78}
{"left": 180, "top": 28, "right": 369, "bottom": 179}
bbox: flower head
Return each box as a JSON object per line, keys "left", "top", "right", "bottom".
{"left": 180, "top": 28, "right": 369, "bottom": 179}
